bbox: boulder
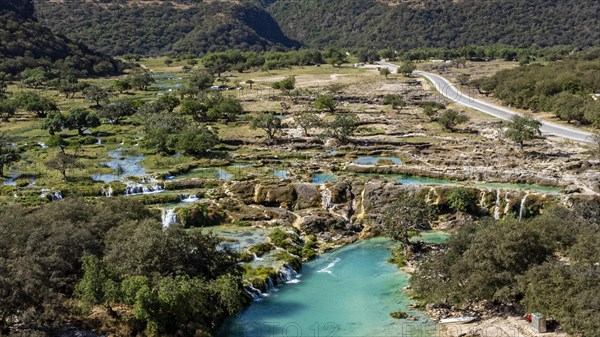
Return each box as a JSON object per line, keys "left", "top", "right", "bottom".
{"left": 293, "top": 183, "right": 321, "bottom": 209}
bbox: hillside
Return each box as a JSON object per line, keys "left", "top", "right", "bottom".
{"left": 267, "top": 0, "right": 599, "bottom": 50}
{"left": 0, "top": 0, "right": 119, "bottom": 76}
{"left": 34, "top": 0, "right": 300, "bottom": 56}
{"left": 34, "top": 0, "right": 599, "bottom": 56}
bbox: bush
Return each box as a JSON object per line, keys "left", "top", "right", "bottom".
{"left": 447, "top": 188, "right": 479, "bottom": 214}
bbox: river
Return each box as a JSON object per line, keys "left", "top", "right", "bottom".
{"left": 220, "top": 237, "right": 444, "bottom": 337}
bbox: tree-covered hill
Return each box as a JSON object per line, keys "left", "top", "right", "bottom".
{"left": 34, "top": 0, "right": 599, "bottom": 56}
{"left": 267, "top": 0, "right": 599, "bottom": 50}
{"left": 0, "top": 0, "right": 120, "bottom": 76}
{"left": 34, "top": 0, "right": 300, "bottom": 56}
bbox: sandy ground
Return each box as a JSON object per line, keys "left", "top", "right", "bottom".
{"left": 441, "top": 316, "right": 569, "bottom": 337}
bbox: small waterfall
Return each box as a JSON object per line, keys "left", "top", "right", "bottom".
{"left": 101, "top": 186, "right": 113, "bottom": 197}
{"left": 181, "top": 194, "right": 199, "bottom": 202}
{"left": 38, "top": 142, "right": 48, "bottom": 149}
{"left": 245, "top": 284, "right": 269, "bottom": 301}
{"left": 265, "top": 277, "right": 277, "bottom": 292}
{"left": 252, "top": 253, "right": 264, "bottom": 261}
{"left": 320, "top": 188, "right": 333, "bottom": 210}
{"left": 41, "top": 189, "right": 63, "bottom": 201}
{"left": 124, "top": 182, "right": 164, "bottom": 195}
{"left": 277, "top": 264, "right": 300, "bottom": 284}
{"left": 96, "top": 138, "right": 102, "bottom": 145}
{"left": 519, "top": 192, "right": 529, "bottom": 221}
{"left": 493, "top": 190, "right": 501, "bottom": 220}
{"left": 161, "top": 209, "right": 177, "bottom": 230}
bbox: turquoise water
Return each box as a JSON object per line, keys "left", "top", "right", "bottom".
{"left": 220, "top": 238, "right": 436, "bottom": 337}
{"left": 412, "top": 230, "right": 450, "bottom": 244}
{"left": 355, "top": 156, "right": 402, "bottom": 165}
{"left": 359, "top": 173, "right": 562, "bottom": 193}
{"left": 312, "top": 173, "right": 337, "bottom": 184}
{"left": 273, "top": 170, "right": 289, "bottom": 179}
{"left": 92, "top": 148, "right": 145, "bottom": 183}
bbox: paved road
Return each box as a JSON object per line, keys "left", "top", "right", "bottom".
{"left": 379, "top": 61, "right": 593, "bottom": 143}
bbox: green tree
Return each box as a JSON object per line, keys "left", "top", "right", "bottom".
{"left": 380, "top": 67, "right": 391, "bottom": 78}
{"left": 20, "top": 67, "right": 48, "bottom": 88}
{"left": 101, "top": 99, "right": 137, "bottom": 124}
{"left": 272, "top": 76, "right": 296, "bottom": 96}
{"left": 75, "top": 254, "right": 108, "bottom": 308}
{"left": 505, "top": 114, "right": 542, "bottom": 150}
{"left": 583, "top": 100, "right": 600, "bottom": 127}
{"left": 448, "top": 188, "right": 479, "bottom": 213}
{"left": 64, "top": 108, "right": 101, "bottom": 135}
{"left": 83, "top": 85, "right": 109, "bottom": 108}
{"left": 213, "top": 96, "right": 243, "bottom": 123}
{"left": 180, "top": 98, "right": 207, "bottom": 123}
{"left": 164, "top": 58, "right": 173, "bottom": 67}
{"left": 383, "top": 94, "right": 406, "bottom": 111}
{"left": 397, "top": 62, "right": 416, "bottom": 76}
{"left": 437, "top": 109, "right": 470, "bottom": 131}
{"left": 141, "top": 112, "right": 187, "bottom": 154}
{"left": 552, "top": 92, "right": 586, "bottom": 124}
{"left": 157, "top": 95, "right": 180, "bottom": 113}
{"left": 42, "top": 111, "right": 65, "bottom": 135}
{"left": 15, "top": 92, "right": 58, "bottom": 118}
{"left": 45, "top": 151, "right": 80, "bottom": 180}
{"left": 128, "top": 71, "right": 155, "bottom": 91}
{"left": 325, "top": 114, "right": 359, "bottom": 143}
{"left": 187, "top": 71, "right": 215, "bottom": 95}
{"left": 111, "top": 79, "right": 131, "bottom": 95}
{"left": 246, "top": 79, "right": 255, "bottom": 89}
{"left": 0, "top": 98, "right": 17, "bottom": 122}
{"left": 176, "top": 127, "right": 219, "bottom": 156}
{"left": 294, "top": 113, "right": 321, "bottom": 136}
{"left": 382, "top": 192, "right": 433, "bottom": 250}
{"left": 314, "top": 94, "right": 337, "bottom": 112}
{"left": 251, "top": 112, "right": 282, "bottom": 143}
{"left": 0, "top": 134, "right": 20, "bottom": 177}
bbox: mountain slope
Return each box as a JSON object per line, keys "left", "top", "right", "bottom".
{"left": 34, "top": 0, "right": 599, "bottom": 57}
{"left": 34, "top": 0, "right": 300, "bottom": 56}
{"left": 267, "top": 0, "right": 599, "bottom": 50}
{"left": 0, "top": 0, "right": 119, "bottom": 76}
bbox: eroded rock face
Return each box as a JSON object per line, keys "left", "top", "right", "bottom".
{"left": 293, "top": 183, "right": 321, "bottom": 209}
{"left": 219, "top": 178, "right": 562, "bottom": 244}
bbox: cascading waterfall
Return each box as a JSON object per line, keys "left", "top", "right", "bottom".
{"left": 41, "top": 189, "right": 63, "bottom": 201}
{"left": 252, "top": 253, "right": 264, "bottom": 261}
{"left": 519, "top": 192, "right": 529, "bottom": 221}
{"left": 181, "top": 194, "right": 199, "bottom": 202}
{"left": 124, "top": 181, "right": 164, "bottom": 195}
{"left": 245, "top": 284, "right": 267, "bottom": 300}
{"left": 493, "top": 190, "right": 501, "bottom": 220}
{"left": 277, "top": 263, "right": 300, "bottom": 284}
{"left": 320, "top": 187, "right": 333, "bottom": 210}
{"left": 101, "top": 186, "right": 113, "bottom": 197}
{"left": 161, "top": 209, "right": 177, "bottom": 230}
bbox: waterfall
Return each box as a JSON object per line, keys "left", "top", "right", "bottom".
{"left": 265, "top": 277, "right": 277, "bottom": 292}
{"left": 277, "top": 264, "right": 300, "bottom": 284}
{"left": 493, "top": 190, "right": 501, "bottom": 220}
{"left": 181, "top": 194, "right": 199, "bottom": 202}
{"left": 101, "top": 186, "right": 113, "bottom": 197}
{"left": 124, "top": 182, "right": 164, "bottom": 195}
{"left": 96, "top": 138, "right": 102, "bottom": 145}
{"left": 519, "top": 192, "right": 529, "bottom": 221}
{"left": 161, "top": 209, "right": 177, "bottom": 230}
{"left": 41, "top": 189, "right": 63, "bottom": 201}
{"left": 320, "top": 188, "right": 333, "bottom": 210}
{"left": 38, "top": 142, "right": 48, "bottom": 149}
{"left": 245, "top": 284, "right": 269, "bottom": 301}
{"left": 252, "top": 253, "right": 264, "bottom": 261}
